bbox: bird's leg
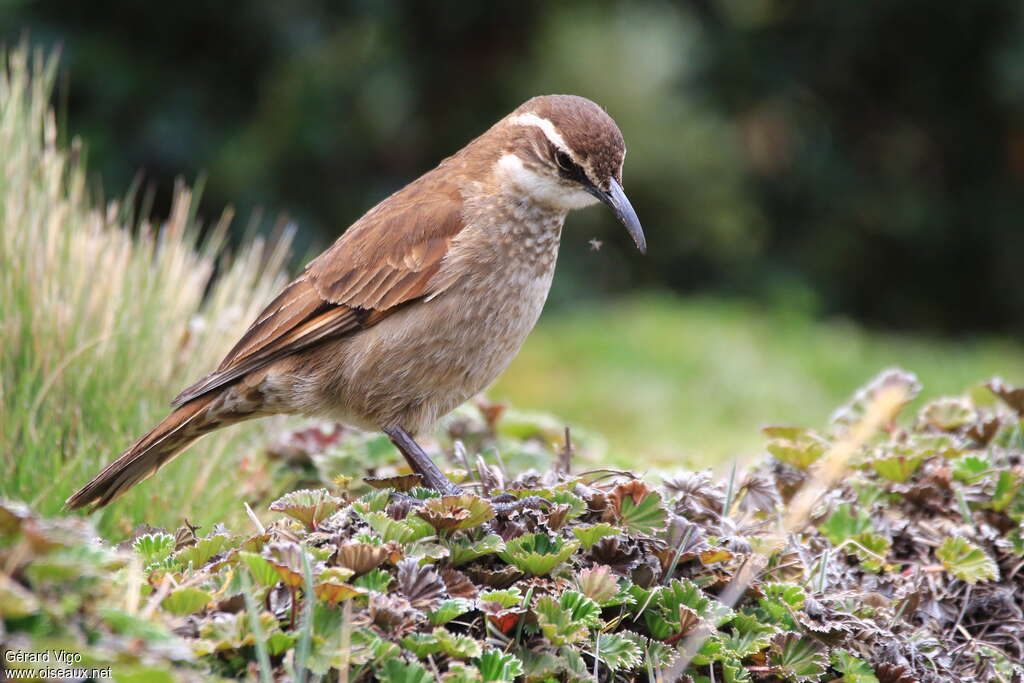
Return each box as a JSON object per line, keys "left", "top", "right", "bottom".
{"left": 383, "top": 425, "right": 463, "bottom": 497}
{"left": 383, "top": 426, "right": 552, "bottom": 515}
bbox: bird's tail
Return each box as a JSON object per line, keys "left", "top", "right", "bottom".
{"left": 66, "top": 393, "right": 226, "bottom": 510}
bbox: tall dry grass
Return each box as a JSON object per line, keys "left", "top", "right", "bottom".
{"left": 0, "top": 46, "right": 293, "bottom": 536}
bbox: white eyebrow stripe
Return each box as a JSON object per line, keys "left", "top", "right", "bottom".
{"left": 507, "top": 112, "right": 569, "bottom": 152}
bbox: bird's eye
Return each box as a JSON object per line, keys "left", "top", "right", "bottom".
{"left": 555, "top": 151, "right": 574, "bottom": 172}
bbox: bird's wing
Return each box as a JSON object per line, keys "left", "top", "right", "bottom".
{"left": 171, "top": 179, "right": 467, "bottom": 407}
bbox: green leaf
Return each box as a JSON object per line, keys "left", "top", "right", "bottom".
{"left": 937, "top": 536, "right": 999, "bottom": 583}
{"left": 417, "top": 494, "right": 495, "bottom": 532}
{"left": 848, "top": 532, "right": 893, "bottom": 573}
{"left": 643, "top": 579, "right": 733, "bottom": 640}
{"left": 432, "top": 627, "right": 483, "bottom": 658}
{"left": 820, "top": 503, "right": 873, "bottom": 545}
{"left": 757, "top": 583, "right": 806, "bottom": 629}
{"left": 475, "top": 649, "right": 524, "bottom": 681}
{"left": 831, "top": 649, "right": 880, "bottom": 683}
{"left": 403, "top": 541, "right": 450, "bottom": 565}
{"left": 269, "top": 488, "right": 343, "bottom": 530}
{"left": 400, "top": 632, "right": 441, "bottom": 657}
{"left": 990, "top": 470, "right": 1020, "bottom": 512}
{"left": 447, "top": 533, "right": 505, "bottom": 567}
{"left": 952, "top": 454, "right": 990, "bottom": 484}
{"left": 161, "top": 586, "right": 212, "bottom": 615}
{"left": 378, "top": 658, "right": 434, "bottom": 683}
{"left": 721, "top": 613, "right": 776, "bottom": 657}
{"left": 238, "top": 550, "right": 281, "bottom": 587}
{"left": 351, "top": 628, "right": 400, "bottom": 665}
{"left": 478, "top": 587, "right": 522, "bottom": 608}
{"left": 869, "top": 451, "right": 924, "bottom": 483}
{"left": 428, "top": 598, "right": 474, "bottom": 626}
{"left": 266, "top": 632, "right": 297, "bottom": 656}
{"left": 618, "top": 490, "right": 667, "bottom": 535}
{"left": 558, "top": 590, "right": 602, "bottom": 627}
{"left": 535, "top": 595, "right": 590, "bottom": 646}
{"left": 354, "top": 567, "right": 393, "bottom": 593}
{"left": 499, "top": 533, "right": 579, "bottom": 576}
{"left": 595, "top": 632, "right": 642, "bottom": 671}
{"left": 132, "top": 532, "right": 176, "bottom": 567}
{"left": 770, "top": 633, "right": 827, "bottom": 682}
{"left": 353, "top": 488, "right": 393, "bottom": 514}
{"left": 571, "top": 523, "right": 620, "bottom": 549}
{"left": 918, "top": 397, "right": 975, "bottom": 431}
{"left": 764, "top": 427, "right": 829, "bottom": 469}
{"left": 360, "top": 510, "right": 435, "bottom": 543}
{"left": 443, "top": 663, "right": 483, "bottom": 683}
{"left": 172, "top": 533, "right": 233, "bottom": 570}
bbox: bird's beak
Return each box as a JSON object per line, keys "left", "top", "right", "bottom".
{"left": 587, "top": 178, "right": 646, "bottom": 254}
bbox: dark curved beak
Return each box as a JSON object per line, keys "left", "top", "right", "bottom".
{"left": 587, "top": 178, "right": 646, "bottom": 254}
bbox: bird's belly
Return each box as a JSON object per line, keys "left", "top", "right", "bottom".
{"left": 322, "top": 262, "right": 556, "bottom": 433}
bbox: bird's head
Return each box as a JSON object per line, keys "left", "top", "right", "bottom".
{"left": 493, "top": 94, "right": 646, "bottom": 254}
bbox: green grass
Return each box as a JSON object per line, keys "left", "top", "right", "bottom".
{"left": 494, "top": 293, "right": 1024, "bottom": 469}
{"left": 0, "top": 48, "right": 292, "bottom": 536}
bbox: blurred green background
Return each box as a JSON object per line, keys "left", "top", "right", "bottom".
{"left": 4, "top": 0, "right": 1024, "bottom": 467}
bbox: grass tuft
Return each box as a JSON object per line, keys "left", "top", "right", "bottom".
{"left": 0, "top": 46, "right": 291, "bottom": 536}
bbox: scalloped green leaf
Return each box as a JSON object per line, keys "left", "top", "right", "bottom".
{"left": 443, "top": 663, "right": 483, "bottom": 683}
{"left": 433, "top": 626, "right": 483, "bottom": 659}
{"left": 764, "top": 427, "right": 829, "bottom": 469}
{"left": 378, "top": 658, "right": 434, "bottom": 683}
{"left": 722, "top": 613, "right": 777, "bottom": 657}
{"left": 831, "top": 649, "right": 880, "bottom": 683}
{"left": 428, "top": 598, "right": 474, "bottom": 626}
{"left": 499, "top": 533, "right": 579, "bottom": 576}
{"left": 269, "top": 488, "right": 343, "bottom": 530}
{"left": 478, "top": 587, "right": 522, "bottom": 609}
{"left": 354, "top": 567, "right": 393, "bottom": 593}
{"left": 571, "top": 523, "right": 620, "bottom": 549}
{"left": 417, "top": 494, "right": 495, "bottom": 532}
{"left": 173, "top": 533, "right": 233, "bottom": 570}
{"left": 132, "top": 532, "right": 176, "bottom": 567}
{"left": 918, "top": 397, "right": 975, "bottom": 431}
{"left": 535, "top": 595, "right": 590, "bottom": 646}
{"left": 447, "top": 533, "right": 505, "bottom": 567}
{"left": 758, "top": 583, "right": 806, "bottom": 629}
{"left": 596, "top": 632, "right": 642, "bottom": 671}
{"left": 238, "top": 550, "right": 281, "bottom": 587}
{"left": 770, "top": 633, "right": 827, "bottom": 682}
{"left": 352, "top": 488, "right": 393, "bottom": 514}
{"left": 161, "top": 586, "right": 211, "bottom": 616}
{"left": 360, "top": 510, "right": 435, "bottom": 543}
{"left": 558, "top": 590, "right": 602, "bottom": 627}
{"left": 937, "top": 536, "right": 999, "bottom": 583}
{"left": 952, "top": 454, "right": 990, "bottom": 484}
{"left": 475, "top": 649, "right": 524, "bottom": 681}
{"left": 618, "top": 490, "right": 667, "bottom": 535}
{"left": 820, "top": 503, "right": 873, "bottom": 546}
{"left": 400, "top": 632, "right": 441, "bottom": 657}
{"left": 869, "top": 450, "right": 924, "bottom": 483}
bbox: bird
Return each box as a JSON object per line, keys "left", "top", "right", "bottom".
{"left": 66, "top": 94, "right": 645, "bottom": 510}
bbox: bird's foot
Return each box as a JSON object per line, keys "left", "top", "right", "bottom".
{"left": 386, "top": 491, "right": 551, "bottom": 517}
{"left": 487, "top": 493, "right": 552, "bottom": 516}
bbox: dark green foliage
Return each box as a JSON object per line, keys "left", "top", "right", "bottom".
{"left": 6, "top": 1, "right": 1024, "bottom": 332}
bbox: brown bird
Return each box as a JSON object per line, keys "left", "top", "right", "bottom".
{"left": 66, "top": 94, "right": 645, "bottom": 510}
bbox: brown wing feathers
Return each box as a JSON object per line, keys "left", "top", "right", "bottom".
{"left": 172, "top": 175, "right": 467, "bottom": 407}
